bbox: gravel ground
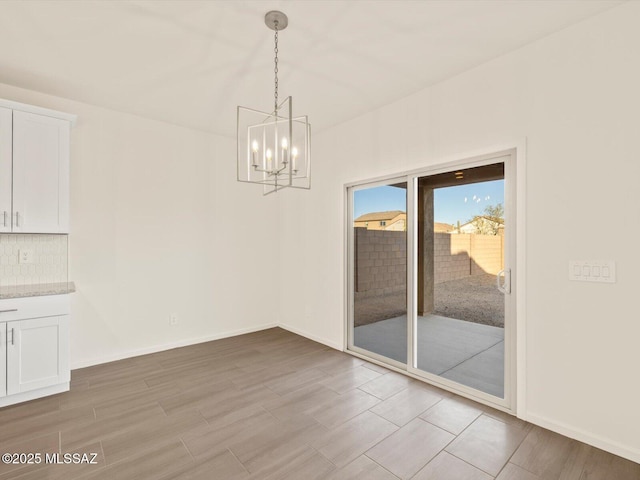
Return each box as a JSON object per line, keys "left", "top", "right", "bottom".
{"left": 354, "top": 273, "right": 504, "bottom": 328}
{"left": 433, "top": 274, "right": 504, "bottom": 327}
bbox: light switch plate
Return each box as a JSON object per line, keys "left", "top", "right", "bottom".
{"left": 569, "top": 260, "right": 615, "bottom": 283}
{"left": 18, "top": 249, "right": 34, "bottom": 264}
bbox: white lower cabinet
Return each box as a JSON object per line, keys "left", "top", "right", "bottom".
{"left": 0, "top": 323, "right": 6, "bottom": 398}
{"left": 0, "top": 295, "right": 70, "bottom": 407}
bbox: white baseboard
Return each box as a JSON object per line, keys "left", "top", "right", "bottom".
{"left": 70, "top": 323, "right": 278, "bottom": 370}
{"left": 525, "top": 412, "right": 640, "bottom": 464}
{"left": 278, "top": 323, "right": 343, "bottom": 351}
{"left": 0, "top": 383, "right": 69, "bottom": 407}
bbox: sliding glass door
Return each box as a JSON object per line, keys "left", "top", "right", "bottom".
{"left": 349, "top": 180, "right": 408, "bottom": 367}
{"left": 347, "top": 151, "right": 516, "bottom": 410}
{"left": 415, "top": 163, "right": 506, "bottom": 398}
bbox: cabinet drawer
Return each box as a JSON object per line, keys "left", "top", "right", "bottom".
{"left": 0, "top": 295, "right": 70, "bottom": 322}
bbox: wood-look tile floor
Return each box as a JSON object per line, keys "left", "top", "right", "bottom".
{"left": 0, "top": 328, "right": 638, "bottom": 480}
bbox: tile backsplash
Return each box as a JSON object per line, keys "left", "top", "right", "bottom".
{"left": 0, "top": 234, "right": 68, "bottom": 286}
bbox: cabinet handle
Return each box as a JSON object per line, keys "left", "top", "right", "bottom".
{"left": 15, "top": 211, "right": 20, "bottom": 227}
{"left": 2, "top": 211, "right": 7, "bottom": 227}
{"left": 10, "top": 328, "right": 15, "bottom": 346}
{"left": 0, "top": 309, "right": 18, "bottom": 313}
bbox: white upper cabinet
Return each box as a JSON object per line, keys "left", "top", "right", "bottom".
{"left": 0, "top": 100, "right": 75, "bottom": 234}
{"left": 12, "top": 111, "right": 71, "bottom": 233}
{"left": 0, "top": 107, "right": 12, "bottom": 233}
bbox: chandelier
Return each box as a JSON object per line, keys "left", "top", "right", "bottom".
{"left": 237, "top": 10, "right": 311, "bottom": 195}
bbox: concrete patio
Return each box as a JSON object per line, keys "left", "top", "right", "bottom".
{"left": 354, "top": 314, "right": 504, "bottom": 397}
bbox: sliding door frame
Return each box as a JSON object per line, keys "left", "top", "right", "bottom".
{"left": 406, "top": 150, "right": 517, "bottom": 411}
{"left": 345, "top": 175, "right": 409, "bottom": 371}
{"left": 344, "top": 144, "right": 525, "bottom": 415}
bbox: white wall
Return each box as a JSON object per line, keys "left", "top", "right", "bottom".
{"left": 0, "top": 82, "right": 281, "bottom": 368}
{"left": 279, "top": 2, "right": 640, "bottom": 463}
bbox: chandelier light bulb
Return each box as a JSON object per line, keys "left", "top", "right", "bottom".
{"left": 252, "top": 140, "right": 259, "bottom": 152}
{"left": 266, "top": 148, "right": 273, "bottom": 171}
{"left": 291, "top": 146, "right": 298, "bottom": 171}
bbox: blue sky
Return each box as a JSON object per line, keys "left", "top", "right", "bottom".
{"left": 354, "top": 180, "right": 504, "bottom": 225}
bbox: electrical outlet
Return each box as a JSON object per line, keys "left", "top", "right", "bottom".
{"left": 19, "top": 249, "right": 34, "bottom": 264}
{"left": 169, "top": 314, "right": 178, "bottom": 326}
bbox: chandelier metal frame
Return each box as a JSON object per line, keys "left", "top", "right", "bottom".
{"left": 237, "top": 10, "right": 311, "bottom": 195}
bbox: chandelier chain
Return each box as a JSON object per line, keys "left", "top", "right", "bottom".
{"left": 274, "top": 22, "right": 279, "bottom": 112}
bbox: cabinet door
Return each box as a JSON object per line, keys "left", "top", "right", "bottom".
{"left": 6, "top": 315, "right": 70, "bottom": 395}
{"left": 12, "top": 111, "right": 70, "bottom": 233}
{"left": 0, "top": 322, "right": 6, "bottom": 398}
{"left": 0, "top": 107, "right": 11, "bottom": 233}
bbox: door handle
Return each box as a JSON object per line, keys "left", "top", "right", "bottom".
{"left": 496, "top": 269, "right": 511, "bottom": 294}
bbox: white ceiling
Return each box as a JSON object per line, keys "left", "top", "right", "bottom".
{"left": 0, "top": 0, "right": 622, "bottom": 137}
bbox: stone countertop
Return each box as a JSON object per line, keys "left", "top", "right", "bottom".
{"left": 0, "top": 282, "right": 76, "bottom": 299}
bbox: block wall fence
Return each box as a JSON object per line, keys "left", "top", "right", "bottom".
{"left": 354, "top": 228, "right": 503, "bottom": 296}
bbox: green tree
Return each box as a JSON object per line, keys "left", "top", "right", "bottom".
{"left": 483, "top": 203, "right": 504, "bottom": 221}
{"left": 471, "top": 203, "right": 504, "bottom": 235}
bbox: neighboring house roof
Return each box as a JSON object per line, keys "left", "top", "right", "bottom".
{"left": 434, "top": 222, "right": 454, "bottom": 232}
{"left": 354, "top": 210, "right": 405, "bottom": 222}
{"left": 355, "top": 212, "right": 453, "bottom": 231}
